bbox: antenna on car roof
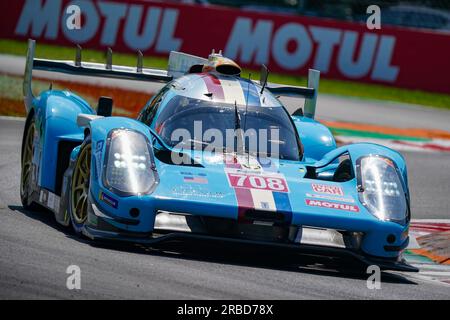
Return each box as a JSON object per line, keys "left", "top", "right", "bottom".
{"left": 137, "top": 50, "right": 143, "bottom": 73}
{"left": 75, "top": 44, "right": 82, "bottom": 67}
{"left": 260, "top": 64, "right": 269, "bottom": 94}
{"left": 234, "top": 100, "right": 244, "bottom": 156}
{"left": 243, "top": 73, "right": 251, "bottom": 165}
{"left": 106, "top": 47, "right": 112, "bottom": 70}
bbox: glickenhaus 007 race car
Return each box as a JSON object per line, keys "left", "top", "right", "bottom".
{"left": 20, "top": 39, "right": 417, "bottom": 272}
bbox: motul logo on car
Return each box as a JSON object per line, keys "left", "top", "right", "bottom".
{"left": 15, "top": 0, "right": 182, "bottom": 52}
{"left": 306, "top": 199, "right": 360, "bottom": 212}
{"left": 225, "top": 17, "right": 399, "bottom": 82}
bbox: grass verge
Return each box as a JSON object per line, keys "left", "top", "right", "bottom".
{"left": 1, "top": 38, "right": 450, "bottom": 110}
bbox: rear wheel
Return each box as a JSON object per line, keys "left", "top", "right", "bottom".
{"left": 20, "top": 117, "right": 39, "bottom": 210}
{"left": 69, "top": 138, "right": 92, "bottom": 234}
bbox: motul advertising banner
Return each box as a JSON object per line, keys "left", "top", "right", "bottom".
{"left": 1, "top": 0, "right": 449, "bottom": 93}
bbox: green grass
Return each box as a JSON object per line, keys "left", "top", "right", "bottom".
{"left": 0, "top": 73, "right": 97, "bottom": 105}
{"left": 1, "top": 39, "right": 449, "bottom": 110}
{"left": 329, "top": 128, "right": 429, "bottom": 142}
{"left": 0, "top": 39, "right": 168, "bottom": 69}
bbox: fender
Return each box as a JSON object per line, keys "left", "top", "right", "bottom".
{"left": 292, "top": 115, "right": 336, "bottom": 161}
{"left": 309, "top": 142, "right": 408, "bottom": 185}
{"left": 31, "top": 90, "right": 94, "bottom": 193}
{"left": 307, "top": 143, "right": 410, "bottom": 257}
{"left": 55, "top": 144, "right": 81, "bottom": 226}
{"left": 88, "top": 116, "right": 154, "bottom": 188}
{"left": 87, "top": 116, "right": 156, "bottom": 230}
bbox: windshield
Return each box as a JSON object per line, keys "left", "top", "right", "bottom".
{"left": 153, "top": 95, "right": 301, "bottom": 161}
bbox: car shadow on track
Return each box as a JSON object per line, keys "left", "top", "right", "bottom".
{"left": 9, "top": 204, "right": 418, "bottom": 286}
{"left": 105, "top": 240, "right": 418, "bottom": 285}
{"left": 8, "top": 205, "right": 91, "bottom": 244}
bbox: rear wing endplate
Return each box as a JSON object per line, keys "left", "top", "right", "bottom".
{"left": 265, "top": 69, "right": 320, "bottom": 119}
{"left": 167, "top": 51, "right": 208, "bottom": 78}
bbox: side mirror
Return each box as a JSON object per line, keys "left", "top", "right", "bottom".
{"left": 292, "top": 108, "right": 304, "bottom": 116}
{"left": 76, "top": 114, "right": 103, "bottom": 128}
{"left": 97, "top": 96, "right": 113, "bottom": 117}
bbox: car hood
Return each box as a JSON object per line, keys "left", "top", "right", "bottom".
{"left": 151, "top": 152, "right": 366, "bottom": 227}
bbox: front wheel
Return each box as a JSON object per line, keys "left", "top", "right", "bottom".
{"left": 68, "top": 138, "right": 92, "bottom": 234}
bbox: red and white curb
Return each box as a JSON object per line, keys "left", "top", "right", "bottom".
{"left": 404, "top": 219, "right": 450, "bottom": 287}
{"left": 410, "top": 219, "right": 450, "bottom": 237}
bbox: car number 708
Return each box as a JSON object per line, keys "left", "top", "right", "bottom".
{"left": 227, "top": 172, "right": 289, "bottom": 192}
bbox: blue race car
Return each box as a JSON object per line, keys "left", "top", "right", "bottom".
{"left": 20, "top": 40, "right": 416, "bottom": 272}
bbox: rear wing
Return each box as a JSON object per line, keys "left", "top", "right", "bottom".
{"left": 23, "top": 39, "right": 173, "bottom": 112}
{"left": 24, "top": 39, "right": 320, "bottom": 118}
{"left": 264, "top": 68, "right": 320, "bottom": 119}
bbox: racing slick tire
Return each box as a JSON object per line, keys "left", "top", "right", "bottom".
{"left": 20, "top": 113, "right": 41, "bottom": 211}
{"left": 68, "top": 136, "right": 92, "bottom": 235}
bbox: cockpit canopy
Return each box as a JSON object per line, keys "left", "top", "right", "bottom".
{"left": 140, "top": 73, "right": 302, "bottom": 161}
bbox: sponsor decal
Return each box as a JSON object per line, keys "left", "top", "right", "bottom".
{"left": 99, "top": 191, "right": 118, "bottom": 209}
{"left": 181, "top": 172, "right": 208, "bottom": 184}
{"left": 13, "top": 0, "right": 182, "bottom": 53}
{"left": 47, "top": 191, "right": 55, "bottom": 210}
{"left": 306, "top": 199, "right": 360, "bottom": 212}
{"left": 54, "top": 194, "right": 61, "bottom": 211}
{"left": 260, "top": 202, "right": 270, "bottom": 209}
{"left": 92, "top": 157, "right": 99, "bottom": 181}
{"left": 38, "top": 189, "right": 60, "bottom": 211}
{"left": 311, "top": 183, "right": 344, "bottom": 196}
{"left": 96, "top": 140, "right": 104, "bottom": 152}
{"left": 171, "top": 185, "right": 224, "bottom": 198}
{"left": 305, "top": 193, "right": 354, "bottom": 203}
{"left": 224, "top": 156, "right": 292, "bottom": 223}
{"left": 39, "top": 190, "right": 46, "bottom": 203}
{"left": 183, "top": 176, "right": 208, "bottom": 184}
{"left": 94, "top": 140, "right": 104, "bottom": 181}
{"left": 226, "top": 168, "right": 289, "bottom": 193}
{"left": 225, "top": 17, "right": 399, "bottom": 82}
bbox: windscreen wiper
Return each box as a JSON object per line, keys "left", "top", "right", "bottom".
{"left": 234, "top": 101, "right": 245, "bottom": 156}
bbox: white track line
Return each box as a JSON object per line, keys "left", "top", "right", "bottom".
{"left": 411, "top": 219, "right": 450, "bottom": 224}
{"left": 0, "top": 116, "right": 25, "bottom": 121}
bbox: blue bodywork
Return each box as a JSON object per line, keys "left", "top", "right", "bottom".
{"left": 28, "top": 90, "right": 93, "bottom": 191}
{"left": 23, "top": 72, "right": 414, "bottom": 272}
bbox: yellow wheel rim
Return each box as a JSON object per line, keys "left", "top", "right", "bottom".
{"left": 20, "top": 122, "right": 35, "bottom": 198}
{"left": 71, "top": 143, "right": 91, "bottom": 224}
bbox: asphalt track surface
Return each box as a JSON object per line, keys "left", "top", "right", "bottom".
{"left": 0, "top": 118, "right": 450, "bottom": 299}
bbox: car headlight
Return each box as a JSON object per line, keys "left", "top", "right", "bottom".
{"left": 357, "top": 156, "right": 408, "bottom": 224}
{"left": 103, "top": 129, "right": 158, "bottom": 195}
